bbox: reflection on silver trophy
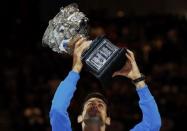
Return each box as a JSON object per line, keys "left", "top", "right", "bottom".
{"left": 42, "top": 3, "right": 126, "bottom": 86}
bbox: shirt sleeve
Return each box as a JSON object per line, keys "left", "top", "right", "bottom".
{"left": 130, "top": 85, "right": 161, "bottom": 131}
{"left": 49, "top": 70, "right": 80, "bottom": 131}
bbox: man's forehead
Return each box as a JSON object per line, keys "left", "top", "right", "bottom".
{"left": 85, "top": 97, "right": 105, "bottom": 103}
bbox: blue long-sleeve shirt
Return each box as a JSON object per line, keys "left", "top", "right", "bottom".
{"left": 50, "top": 71, "right": 161, "bottom": 131}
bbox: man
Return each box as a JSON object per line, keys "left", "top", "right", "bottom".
{"left": 49, "top": 37, "right": 161, "bottom": 131}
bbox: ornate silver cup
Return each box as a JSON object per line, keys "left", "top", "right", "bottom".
{"left": 42, "top": 3, "right": 126, "bottom": 86}
{"left": 42, "top": 3, "right": 89, "bottom": 55}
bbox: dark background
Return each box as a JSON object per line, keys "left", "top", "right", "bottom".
{"left": 0, "top": 0, "right": 187, "bottom": 131}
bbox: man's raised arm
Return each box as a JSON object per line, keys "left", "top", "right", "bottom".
{"left": 49, "top": 37, "right": 90, "bottom": 131}
{"left": 131, "top": 84, "right": 161, "bottom": 131}
{"left": 113, "top": 49, "right": 161, "bottom": 131}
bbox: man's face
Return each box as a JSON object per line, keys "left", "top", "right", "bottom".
{"left": 82, "top": 98, "right": 108, "bottom": 125}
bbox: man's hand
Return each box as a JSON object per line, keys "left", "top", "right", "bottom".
{"left": 72, "top": 37, "right": 91, "bottom": 73}
{"left": 112, "top": 49, "right": 145, "bottom": 88}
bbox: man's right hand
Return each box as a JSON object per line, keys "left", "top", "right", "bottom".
{"left": 112, "top": 49, "right": 145, "bottom": 88}
{"left": 72, "top": 36, "right": 91, "bottom": 73}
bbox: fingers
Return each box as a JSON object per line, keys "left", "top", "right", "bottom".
{"left": 126, "top": 49, "right": 135, "bottom": 60}
{"left": 125, "top": 53, "right": 133, "bottom": 63}
{"left": 78, "top": 40, "right": 91, "bottom": 54}
{"left": 75, "top": 37, "right": 86, "bottom": 49}
{"left": 74, "top": 38, "right": 92, "bottom": 57}
{"left": 68, "top": 35, "right": 82, "bottom": 48}
{"left": 125, "top": 49, "right": 136, "bottom": 63}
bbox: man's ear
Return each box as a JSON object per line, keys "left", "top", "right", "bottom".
{"left": 77, "top": 115, "right": 83, "bottom": 123}
{"left": 105, "top": 117, "right": 111, "bottom": 125}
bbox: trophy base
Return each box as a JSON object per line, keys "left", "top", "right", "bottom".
{"left": 82, "top": 36, "right": 127, "bottom": 87}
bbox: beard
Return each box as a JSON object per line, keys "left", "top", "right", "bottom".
{"left": 83, "top": 107, "right": 104, "bottom": 130}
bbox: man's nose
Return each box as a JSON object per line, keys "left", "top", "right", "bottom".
{"left": 91, "top": 103, "right": 98, "bottom": 109}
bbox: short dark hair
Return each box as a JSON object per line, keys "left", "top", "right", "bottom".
{"left": 83, "top": 92, "right": 110, "bottom": 116}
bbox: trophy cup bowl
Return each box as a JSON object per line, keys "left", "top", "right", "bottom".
{"left": 42, "top": 3, "right": 126, "bottom": 86}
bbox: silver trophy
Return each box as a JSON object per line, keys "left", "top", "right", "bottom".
{"left": 42, "top": 3, "right": 126, "bottom": 86}
{"left": 42, "top": 3, "right": 88, "bottom": 55}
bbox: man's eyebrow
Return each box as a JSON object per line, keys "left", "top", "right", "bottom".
{"left": 86, "top": 99, "right": 105, "bottom": 104}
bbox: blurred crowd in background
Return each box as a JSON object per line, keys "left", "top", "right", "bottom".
{"left": 1, "top": 1, "right": 187, "bottom": 131}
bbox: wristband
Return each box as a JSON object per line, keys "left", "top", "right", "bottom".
{"left": 133, "top": 74, "right": 145, "bottom": 83}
